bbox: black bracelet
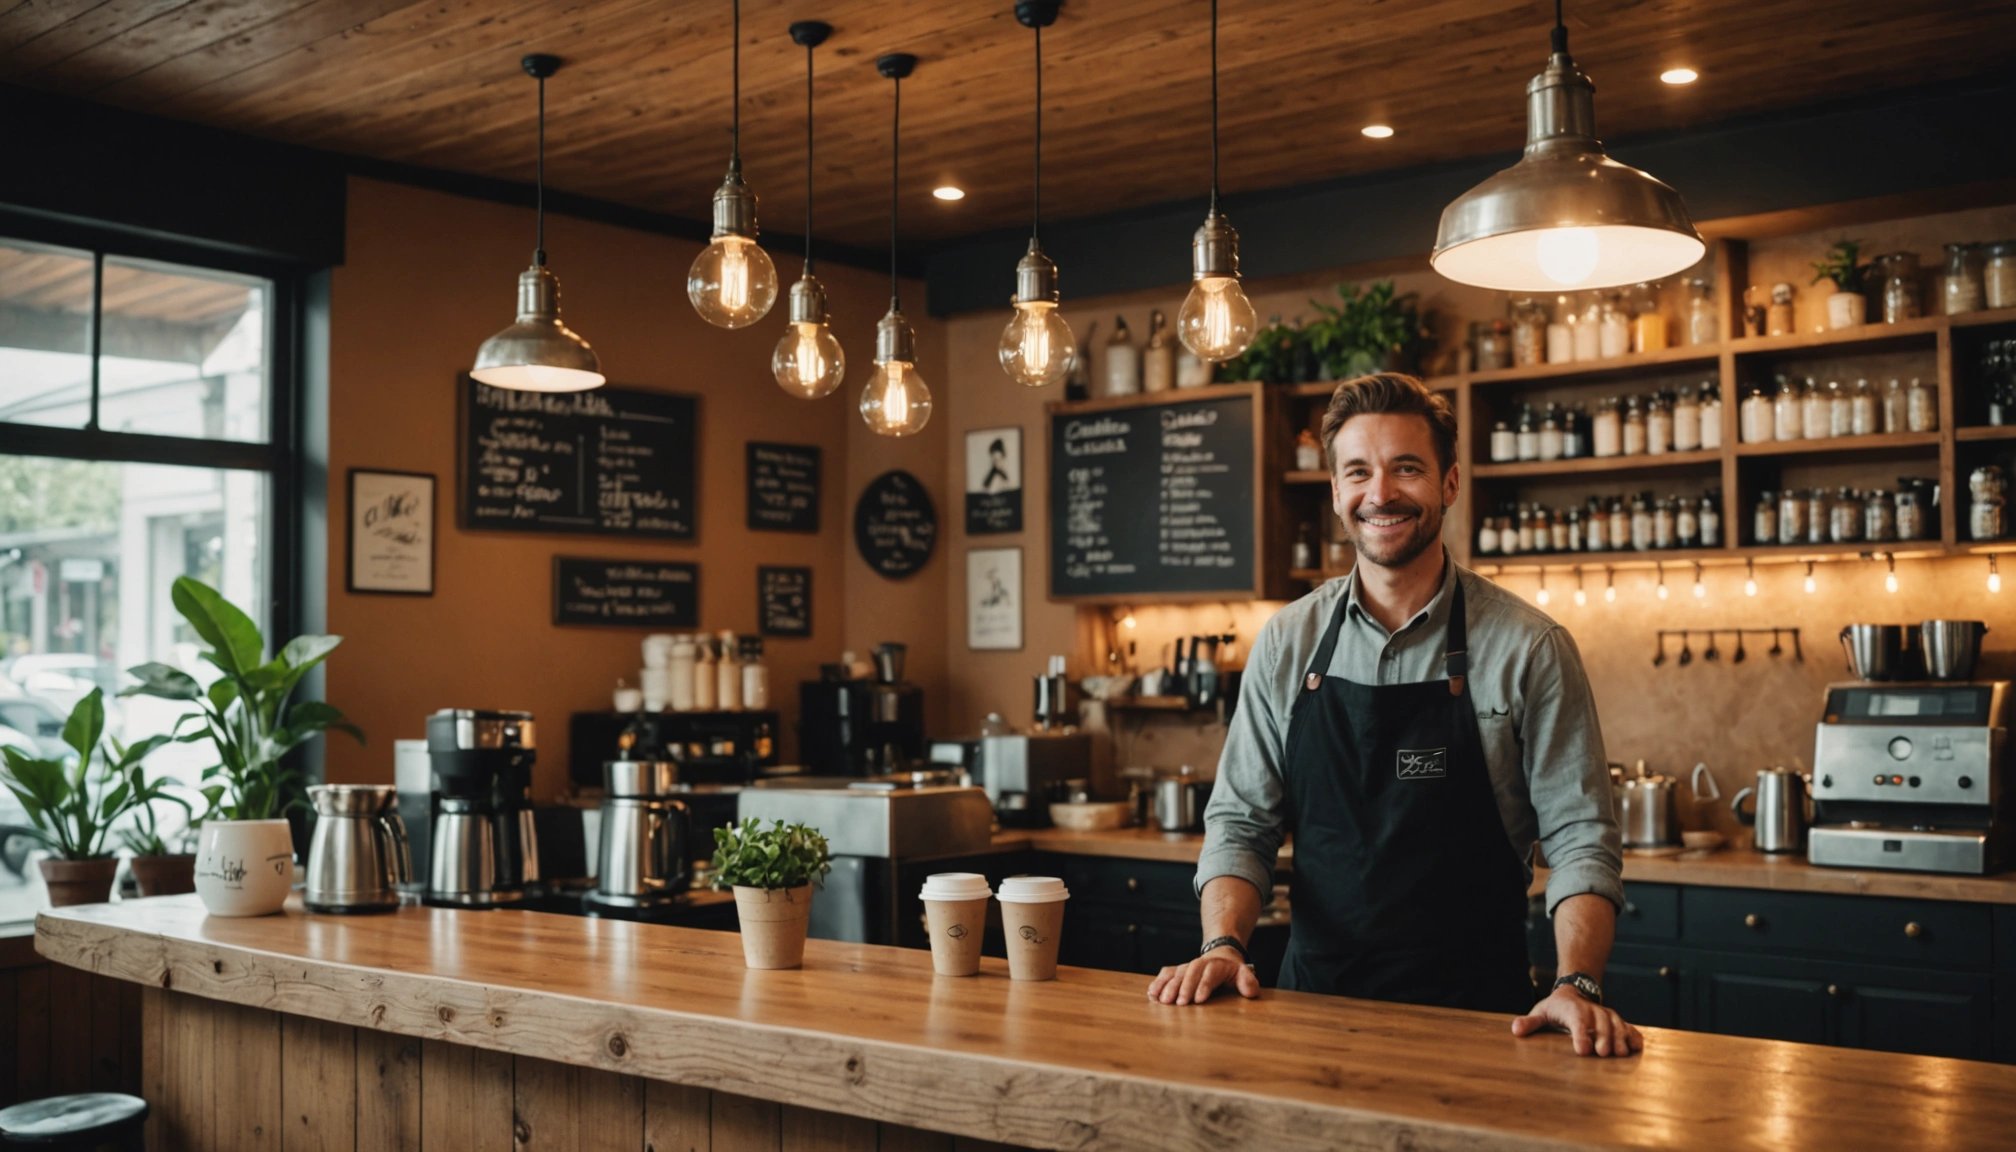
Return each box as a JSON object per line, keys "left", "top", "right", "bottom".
{"left": 1199, "top": 935, "right": 1248, "bottom": 962}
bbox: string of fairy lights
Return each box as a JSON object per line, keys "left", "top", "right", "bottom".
{"left": 1503, "top": 553, "right": 2005, "bottom": 607}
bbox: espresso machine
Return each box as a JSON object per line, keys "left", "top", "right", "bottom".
{"left": 424, "top": 709, "right": 540, "bottom": 907}
{"left": 799, "top": 643, "right": 925, "bottom": 775}
{"left": 1808, "top": 681, "right": 2012, "bottom": 874}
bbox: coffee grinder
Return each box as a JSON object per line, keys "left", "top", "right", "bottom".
{"left": 424, "top": 709, "right": 540, "bottom": 907}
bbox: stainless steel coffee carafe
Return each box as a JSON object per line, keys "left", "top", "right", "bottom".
{"left": 1732, "top": 767, "right": 1809, "bottom": 854}
{"left": 1618, "top": 774, "right": 1681, "bottom": 848}
{"left": 584, "top": 760, "right": 692, "bottom": 915}
{"left": 304, "top": 784, "right": 411, "bottom": 914}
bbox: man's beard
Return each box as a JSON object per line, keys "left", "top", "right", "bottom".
{"left": 1339, "top": 497, "right": 1445, "bottom": 568}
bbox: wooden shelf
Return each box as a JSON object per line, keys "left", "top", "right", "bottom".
{"left": 1471, "top": 450, "right": 1722, "bottom": 479}
{"left": 1283, "top": 469, "right": 1330, "bottom": 484}
{"left": 1731, "top": 431, "right": 1942, "bottom": 457}
{"left": 1932, "top": 304, "right": 2016, "bottom": 332}
{"left": 1956, "top": 425, "right": 2016, "bottom": 442}
{"left": 1727, "top": 314, "right": 1943, "bottom": 355}
{"left": 1464, "top": 343, "right": 1722, "bottom": 388}
{"left": 1107, "top": 696, "right": 1194, "bottom": 712}
{"left": 1476, "top": 541, "right": 1953, "bottom": 570}
{"left": 1289, "top": 568, "right": 1349, "bottom": 583}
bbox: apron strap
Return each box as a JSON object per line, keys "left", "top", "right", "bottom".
{"left": 1303, "top": 583, "right": 1354, "bottom": 692}
{"left": 1303, "top": 569, "right": 1471, "bottom": 694}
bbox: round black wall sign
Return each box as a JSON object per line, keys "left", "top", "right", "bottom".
{"left": 854, "top": 470, "right": 937, "bottom": 579}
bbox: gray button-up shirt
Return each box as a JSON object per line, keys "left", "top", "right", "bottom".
{"left": 1197, "top": 559, "right": 1623, "bottom": 917}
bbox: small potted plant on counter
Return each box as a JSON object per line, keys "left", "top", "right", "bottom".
{"left": 120, "top": 761, "right": 211, "bottom": 897}
{"left": 710, "top": 817, "right": 831, "bottom": 969}
{"left": 123, "top": 576, "right": 362, "bottom": 917}
{"left": 1812, "top": 238, "right": 1869, "bottom": 329}
{"left": 1, "top": 689, "right": 166, "bottom": 907}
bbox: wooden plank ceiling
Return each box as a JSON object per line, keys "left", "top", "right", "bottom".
{"left": 0, "top": 0, "right": 2012, "bottom": 254}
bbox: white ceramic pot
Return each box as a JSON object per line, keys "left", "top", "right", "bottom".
{"left": 195, "top": 819, "right": 296, "bottom": 916}
{"left": 1827, "top": 290, "right": 1866, "bottom": 329}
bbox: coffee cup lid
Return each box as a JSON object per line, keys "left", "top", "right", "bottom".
{"left": 919, "top": 872, "right": 992, "bottom": 900}
{"left": 996, "top": 875, "right": 1069, "bottom": 904}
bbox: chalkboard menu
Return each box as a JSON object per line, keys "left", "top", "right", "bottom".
{"left": 1048, "top": 389, "right": 1258, "bottom": 600}
{"left": 758, "top": 566, "right": 812, "bottom": 637}
{"left": 552, "top": 557, "right": 700, "bottom": 627}
{"left": 462, "top": 378, "right": 697, "bottom": 539}
{"left": 853, "top": 470, "right": 937, "bottom": 579}
{"left": 746, "top": 442, "right": 821, "bottom": 533}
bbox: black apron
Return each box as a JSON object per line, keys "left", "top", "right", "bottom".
{"left": 1277, "top": 577, "right": 1534, "bottom": 1013}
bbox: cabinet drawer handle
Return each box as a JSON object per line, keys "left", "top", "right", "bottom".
{"left": 1126, "top": 877, "right": 1141, "bottom": 892}
{"left": 1623, "top": 901, "right": 1638, "bottom": 916}
{"left": 1904, "top": 921, "right": 1923, "bottom": 939}
{"left": 1657, "top": 966, "right": 1672, "bottom": 979}
{"left": 1126, "top": 923, "right": 1138, "bottom": 934}
{"left": 1827, "top": 984, "right": 1842, "bottom": 997}
{"left": 1743, "top": 913, "right": 1762, "bottom": 930}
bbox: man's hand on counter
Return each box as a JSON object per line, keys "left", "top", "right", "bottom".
{"left": 1511, "top": 986, "right": 1644, "bottom": 1057}
{"left": 1147, "top": 946, "right": 1261, "bottom": 1005}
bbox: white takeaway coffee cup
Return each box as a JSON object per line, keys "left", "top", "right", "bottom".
{"left": 996, "top": 876, "right": 1069, "bottom": 981}
{"left": 920, "top": 873, "right": 993, "bottom": 976}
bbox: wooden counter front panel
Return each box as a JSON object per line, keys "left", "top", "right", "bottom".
{"left": 139, "top": 988, "right": 1022, "bottom": 1152}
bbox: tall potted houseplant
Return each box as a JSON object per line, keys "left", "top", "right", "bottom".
{"left": 1, "top": 689, "right": 166, "bottom": 907}
{"left": 710, "top": 818, "right": 831, "bottom": 969}
{"left": 1305, "top": 280, "right": 1432, "bottom": 379}
{"left": 123, "top": 577, "right": 362, "bottom": 917}
{"left": 1812, "top": 238, "right": 1869, "bottom": 329}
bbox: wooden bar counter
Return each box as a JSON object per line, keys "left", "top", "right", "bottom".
{"left": 34, "top": 895, "right": 2016, "bottom": 1152}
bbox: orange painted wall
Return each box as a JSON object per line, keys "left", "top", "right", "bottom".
{"left": 323, "top": 177, "right": 947, "bottom": 796}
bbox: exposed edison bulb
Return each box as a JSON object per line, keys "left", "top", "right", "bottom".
{"left": 1886, "top": 570, "right": 1900, "bottom": 594}
{"left": 861, "top": 359, "right": 932, "bottom": 436}
{"left": 1657, "top": 582, "right": 1670, "bottom": 601}
{"left": 1536, "top": 586, "right": 1551, "bottom": 606}
{"left": 1536, "top": 227, "right": 1601, "bottom": 286}
{"left": 1991, "top": 558, "right": 2003, "bottom": 594}
{"left": 1744, "top": 577, "right": 1758, "bottom": 597}
{"left": 999, "top": 302, "right": 1076, "bottom": 387}
{"left": 772, "top": 322, "right": 846, "bottom": 399}
{"left": 1121, "top": 612, "right": 1138, "bottom": 630}
{"left": 1178, "top": 276, "right": 1258, "bottom": 362}
{"left": 1693, "top": 579, "right": 1706, "bottom": 600}
{"left": 688, "top": 235, "right": 778, "bottom": 329}
{"left": 1805, "top": 573, "right": 1818, "bottom": 594}
{"left": 1573, "top": 588, "right": 1587, "bottom": 607}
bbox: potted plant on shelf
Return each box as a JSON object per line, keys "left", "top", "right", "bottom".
{"left": 1811, "top": 238, "right": 1869, "bottom": 329}
{"left": 1305, "top": 280, "right": 1432, "bottom": 380}
{"left": 1216, "top": 317, "right": 1306, "bottom": 385}
{"left": 710, "top": 817, "right": 831, "bottom": 969}
{"left": 122, "top": 576, "right": 362, "bottom": 917}
{"left": 1, "top": 689, "right": 164, "bottom": 907}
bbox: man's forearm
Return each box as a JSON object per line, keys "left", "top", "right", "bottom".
{"left": 1551, "top": 892, "right": 1617, "bottom": 982}
{"left": 1200, "top": 875, "right": 1264, "bottom": 946}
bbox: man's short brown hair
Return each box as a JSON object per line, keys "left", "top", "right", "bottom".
{"left": 1319, "top": 373, "right": 1458, "bottom": 475}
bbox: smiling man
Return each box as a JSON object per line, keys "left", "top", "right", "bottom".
{"left": 1147, "top": 373, "right": 1640, "bottom": 1058}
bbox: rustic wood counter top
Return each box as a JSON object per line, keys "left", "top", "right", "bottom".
{"left": 36, "top": 895, "right": 2016, "bottom": 1152}
{"left": 1531, "top": 845, "right": 2016, "bottom": 904}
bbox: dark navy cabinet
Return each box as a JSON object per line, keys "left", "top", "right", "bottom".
{"left": 1027, "top": 852, "right": 1289, "bottom": 984}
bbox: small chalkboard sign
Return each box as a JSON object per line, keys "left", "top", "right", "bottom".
{"left": 853, "top": 470, "right": 937, "bottom": 579}
{"left": 746, "top": 442, "right": 821, "bottom": 533}
{"left": 552, "top": 557, "right": 699, "bottom": 627}
{"left": 758, "top": 566, "right": 812, "bottom": 637}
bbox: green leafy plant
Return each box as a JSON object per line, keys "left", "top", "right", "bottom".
{"left": 120, "top": 576, "right": 362, "bottom": 822}
{"left": 1811, "top": 238, "right": 1868, "bottom": 293}
{"left": 0, "top": 689, "right": 163, "bottom": 860}
{"left": 709, "top": 818, "right": 832, "bottom": 892}
{"left": 116, "top": 760, "right": 211, "bottom": 857}
{"left": 1217, "top": 318, "right": 1304, "bottom": 384}
{"left": 1304, "top": 280, "right": 1432, "bottom": 379}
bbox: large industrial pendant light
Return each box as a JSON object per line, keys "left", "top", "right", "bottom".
{"left": 470, "top": 55, "right": 605, "bottom": 393}
{"left": 998, "top": 0, "right": 1074, "bottom": 389}
{"left": 1175, "top": 0, "right": 1256, "bottom": 365}
{"left": 771, "top": 21, "right": 846, "bottom": 399}
{"left": 689, "top": 0, "right": 780, "bottom": 328}
{"left": 1430, "top": 0, "right": 1704, "bottom": 291}
{"left": 859, "top": 53, "right": 932, "bottom": 437}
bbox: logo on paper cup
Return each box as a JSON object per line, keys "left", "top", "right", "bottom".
{"left": 1018, "top": 925, "right": 1049, "bottom": 945}
{"left": 1396, "top": 748, "right": 1447, "bottom": 780}
{"left": 946, "top": 923, "right": 969, "bottom": 939}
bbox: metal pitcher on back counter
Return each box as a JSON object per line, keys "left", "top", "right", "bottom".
{"left": 304, "top": 784, "right": 411, "bottom": 913}
{"left": 1732, "top": 767, "right": 1809, "bottom": 853}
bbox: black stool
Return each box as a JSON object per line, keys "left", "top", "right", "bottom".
{"left": 0, "top": 1093, "right": 147, "bottom": 1150}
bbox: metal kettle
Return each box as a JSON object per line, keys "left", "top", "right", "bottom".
{"left": 1732, "top": 767, "right": 1809, "bottom": 854}
{"left": 305, "top": 784, "right": 412, "bottom": 914}
{"left": 1617, "top": 764, "right": 1681, "bottom": 848}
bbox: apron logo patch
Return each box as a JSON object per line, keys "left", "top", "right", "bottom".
{"left": 1396, "top": 749, "right": 1447, "bottom": 780}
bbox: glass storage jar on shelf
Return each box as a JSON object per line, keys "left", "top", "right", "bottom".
{"left": 1864, "top": 489, "right": 1897, "bottom": 543}
{"left": 1516, "top": 404, "right": 1540, "bottom": 460}
{"left": 1807, "top": 490, "right": 1830, "bottom": 545}
{"left": 1775, "top": 377, "right": 1803, "bottom": 441}
{"left": 1830, "top": 488, "right": 1863, "bottom": 544}
{"left": 1895, "top": 487, "right": 1926, "bottom": 540}
{"left": 1778, "top": 489, "right": 1806, "bottom": 545}
{"left": 1971, "top": 466, "right": 2009, "bottom": 540}
{"left": 1495, "top": 513, "right": 1519, "bottom": 556}
{"left": 1517, "top": 505, "right": 1537, "bottom": 552}
{"left": 1511, "top": 298, "right": 1548, "bottom": 367}
{"left": 1942, "top": 242, "right": 1984, "bottom": 316}
{"left": 1599, "top": 293, "right": 1631, "bottom": 359}
{"left": 1562, "top": 404, "right": 1587, "bottom": 458}
{"left": 1631, "top": 284, "right": 1668, "bottom": 353}
{"left": 1882, "top": 377, "right": 1907, "bottom": 433}
{"left": 1646, "top": 393, "right": 1674, "bottom": 455}
{"left": 1907, "top": 377, "right": 1939, "bottom": 432}
{"left": 1623, "top": 396, "right": 1648, "bottom": 455}
{"left": 1871, "top": 252, "right": 1923, "bottom": 323}
{"left": 1490, "top": 420, "right": 1517, "bottom": 462}
{"left": 1573, "top": 297, "right": 1603, "bottom": 362}
{"left": 1472, "top": 320, "right": 1511, "bottom": 372}
{"left": 1698, "top": 382, "right": 1722, "bottom": 449}
{"left": 1539, "top": 405, "right": 1564, "bottom": 461}
{"left": 1552, "top": 510, "right": 1573, "bottom": 552}
{"left": 1699, "top": 494, "right": 1721, "bottom": 547}
{"left": 1986, "top": 241, "right": 2016, "bottom": 311}
{"left": 1592, "top": 397, "right": 1623, "bottom": 457}
{"left": 1547, "top": 295, "right": 1577, "bottom": 363}
{"left": 1850, "top": 379, "right": 1877, "bottom": 436}
{"left": 1676, "top": 498, "right": 1699, "bottom": 548}
{"left": 1686, "top": 278, "right": 1718, "bottom": 345}
{"left": 1607, "top": 496, "right": 1631, "bottom": 552}
{"left": 1801, "top": 377, "right": 1831, "bottom": 440}
{"left": 1674, "top": 388, "right": 1701, "bottom": 451}
{"left": 1741, "top": 385, "right": 1773, "bottom": 443}
{"left": 1827, "top": 379, "right": 1852, "bottom": 438}
{"left": 1653, "top": 497, "right": 1676, "bottom": 550}
{"left": 1755, "top": 491, "right": 1780, "bottom": 546}
{"left": 1767, "top": 283, "right": 1796, "bottom": 336}
{"left": 1630, "top": 494, "right": 1654, "bottom": 551}
{"left": 1585, "top": 503, "right": 1607, "bottom": 552}
{"left": 1477, "top": 518, "right": 1500, "bottom": 556}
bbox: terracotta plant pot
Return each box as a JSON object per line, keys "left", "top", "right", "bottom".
{"left": 39, "top": 857, "right": 119, "bottom": 908}
{"left": 1827, "top": 290, "right": 1867, "bottom": 329}
{"left": 732, "top": 885, "right": 813, "bottom": 969}
{"left": 130, "top": 853, "right": 197, "bottom": 897}
{"left": 195, "top": 819, "right": 296, "bottom": 917}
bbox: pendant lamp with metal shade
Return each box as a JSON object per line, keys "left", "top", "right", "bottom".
{"left": 772, "top": 20, "right": 847, "bottom": 400}
{"left": 690, "top": 0, "right": 780, "bottom": 328}
{"left": 1175, "top": 0, "right": 1256, "bottom": 365}
{"left": 1430, "top": 0, "right": 1704, "bottom": 292}
{"left": 998, "top": 0, "right": 1075, "bottom": 389}
{"left": 470, "top": 54, "right": 605, "bottom": 393}
{"left": 859, "top": 53, "right": 932, "bottom": 437}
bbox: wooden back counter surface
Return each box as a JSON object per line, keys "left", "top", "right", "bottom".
{"left": 35, "top": 895, "right": 2016, "bottom": 1152}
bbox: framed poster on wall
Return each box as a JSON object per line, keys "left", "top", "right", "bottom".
{"left": 347, "top": 469, "right": 435, "bottom": 595}
{"left": 964, "top": 426, "right": 1023, "bottom": 534}
{"left": 967, "top": 546, "right": 1023, "bottom": 651}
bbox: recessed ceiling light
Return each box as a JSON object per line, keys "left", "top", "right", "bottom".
{"left": 1660, "top": 68, "right": 1699, "bottom": 85}
{"left": 932, "top": 185, "right": 965, "bottom": 201}
{"left": 1361, "top": 124, "right": 1395, "bottom": 139}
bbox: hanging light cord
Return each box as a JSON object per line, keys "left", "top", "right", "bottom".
{"left": 730, "top": 0, "right": 742, "bottom": 166}
{"left": 534, "top": 72, "right": 547, "bottom": 266}
{"left": 1032, "top": 22, "right": 1042, "bottom": 243}
{"left": 804, "top": 37, "right": 815, "bottom": 272}
{"left": 1552, "top": 0, "right": 1569, "bottom": 54}
{"left": 890, "top": 72, "right": 901, "bottom": 309}
{"left": 1208, "top": 0, "right": 1220, "bottom": 210}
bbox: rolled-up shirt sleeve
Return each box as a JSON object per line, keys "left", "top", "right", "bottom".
{"left": 1521, "top": 625, "right": 1625, "bottom": 915}
{"left": 1196, "top": 620, "right": 1288, "bottom": 899}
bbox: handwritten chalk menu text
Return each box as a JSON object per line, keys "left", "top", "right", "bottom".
{"left": 1048, "top": 392, "right": 1256, "bottom": 598}
{"left": 853, "top": 470, "right": 938, "bottom": 579}
{"left": 552, "top": 557, "right": 700, "bottom": 627}
{"left": 746, "top": 442, "right": 821, "bottom": 533}
{"left": 463, "top": 378, "right": 697, "bottom": 539}
{"left": 758, "top": 566, "right": 812, "bottom": 637}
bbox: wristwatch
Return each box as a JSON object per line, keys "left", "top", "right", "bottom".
{"left": 1199, "top": 935, "right": 1249, "bottom": 962}
{"left": 1553, "top": 971, "right": 1604, "bottom": 1005}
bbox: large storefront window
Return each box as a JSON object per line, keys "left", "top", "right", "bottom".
{"left": 0, "top": 233, "right": 288, "bottom": 925}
